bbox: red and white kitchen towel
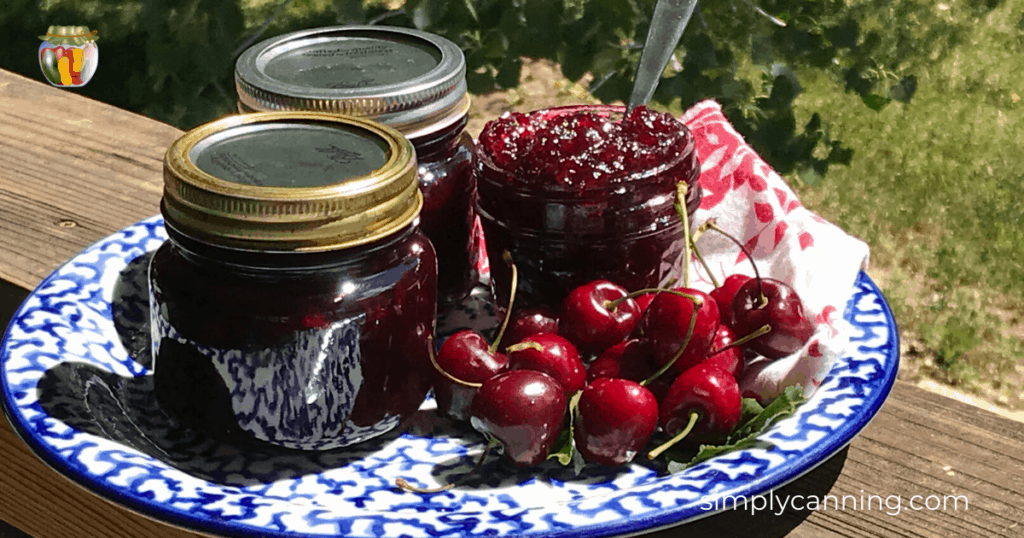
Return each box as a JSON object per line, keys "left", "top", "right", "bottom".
{"left": 680, "top": 100, "right": 871, "bottom": 402}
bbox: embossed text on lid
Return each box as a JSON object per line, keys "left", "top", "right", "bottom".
{"left": 190, "top": 122, "right": 390, "bottom": 188}
{"left": 235, "top": 25, "right": 466, "bottom": 136}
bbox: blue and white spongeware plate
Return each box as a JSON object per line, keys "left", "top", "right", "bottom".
{"left": 1, "top": 216, "right": 899, "bottom": 538}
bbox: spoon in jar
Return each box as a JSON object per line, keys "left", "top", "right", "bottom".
{"left": 626, "top": 0, "right": 699, "bottom": 114}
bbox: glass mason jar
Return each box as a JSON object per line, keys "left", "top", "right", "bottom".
{"left": 150, "top": 112, "right": 437, "bottom": 451}
{"left": 235, "top": 25, "right": 476, "bottom": 309}
{"left": 476, "top": 105, "right": 702, "bottom": 311}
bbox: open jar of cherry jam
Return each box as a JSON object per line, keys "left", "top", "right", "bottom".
{"left": 476, "top": 104, "right": 701, "bottom": 310}
{"left": 235, "top": 25, "right": 476, "bottom": 309}
{"left": 150, "top": 112, "right": 437, "bottom": 451}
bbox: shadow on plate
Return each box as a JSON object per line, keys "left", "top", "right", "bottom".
{"left": 35, "top": 251, "right": 462, "bottom": 488}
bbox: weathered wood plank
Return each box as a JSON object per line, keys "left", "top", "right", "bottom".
{"left": 0, "top": 418, "right": 206, "bottom": 538}
{"left": 0, "top": 69, "right": 178, "bottom": 290}
{"left": 645, "top": 381, "right": 1024, "bottom": 538}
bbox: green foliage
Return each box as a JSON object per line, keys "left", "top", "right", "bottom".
{"left": 0, "top": 0, "right": 961, "bottom": 178}
{"left": 362, "top": 0, "right": 968, "bottom": 181}
{"left": 789, "top": 0, "right": 1024, "bottom": 395}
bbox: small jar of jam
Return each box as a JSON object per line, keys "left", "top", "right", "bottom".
{"left": 150, "top": 112, "right": 437, "bottom": 451}
{"left": 235, "top": 25, "right": 476, "bottom": 309}
{"left": 475, "top": 104, "right": 702, "bottom": 310}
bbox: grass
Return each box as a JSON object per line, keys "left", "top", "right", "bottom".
{"left": 785, "top": 0, "right": 1024, "bottom": 408}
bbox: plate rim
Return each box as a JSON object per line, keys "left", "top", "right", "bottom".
{"left": 0, "top": 215, "right": 900, "bottom": 538}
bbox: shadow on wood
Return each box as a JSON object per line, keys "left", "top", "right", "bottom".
{"left": 642, "top": 445, "right": 849, "bottom": 537}
{"left": 0, "top": 280, "right": 29, "bottom": 336}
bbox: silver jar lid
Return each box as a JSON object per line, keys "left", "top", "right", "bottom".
{"left": 235, "top": 25, "right": 468, "bottom": 138}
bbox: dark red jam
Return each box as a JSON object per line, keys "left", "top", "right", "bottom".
{"left": 409, "top": 117, "right": 478, "bottom": 309}
{"left": 476, "top": 105, "right": 701, "bottom": 310}
{"left": 150, "top": 224, "right": 437, "bottom": 451}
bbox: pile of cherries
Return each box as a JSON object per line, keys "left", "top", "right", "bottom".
{"left": 422, "top": 209, "right": 816, "bottom": 476}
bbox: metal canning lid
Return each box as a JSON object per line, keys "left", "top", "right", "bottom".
{"left": 235, "top": 25, "right": 468, "bottom": 139}
{"left": 162, "top": 111, "right": 420, "bottom": 252}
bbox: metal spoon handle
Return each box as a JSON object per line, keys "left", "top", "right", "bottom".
{"left": 627, "top": 0, "right": 699, "bottom": 113}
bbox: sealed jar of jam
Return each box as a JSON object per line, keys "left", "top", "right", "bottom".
{"left": 235, "top": 25, "right": 476, "bottom": 309}
{"left": 150, "top": 112, "right": 437, "bottom": 451}
{"left": 476, "top": 104, "right": 702, "bottom": 310}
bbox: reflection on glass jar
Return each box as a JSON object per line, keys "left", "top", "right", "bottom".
{"left": 150, "top": 112, "right": 436, "bottom": 451}
{"left": 475, "top": 105, "right": 702, "bottom": 311}
{"left": 235, "top": 25, "right": 477, "bottom": 309}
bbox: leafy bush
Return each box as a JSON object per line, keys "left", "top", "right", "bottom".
{"left": 0, "top": 0, "right": 968, "bottom": 182}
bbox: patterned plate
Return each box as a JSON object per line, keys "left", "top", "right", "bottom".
{"left": 1, "top": 216, "right": 899, "bottom": 538}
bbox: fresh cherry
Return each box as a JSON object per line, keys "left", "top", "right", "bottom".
{"left": 635, "top": 292, "right": 658, "bottom": 315}
{"left": 469, "top": 370, "right": 567, "bottom": 467}
{"left": 731, "top": 278, "right": 814, "bottom": 360}
{"left": 588, "top": 339, "right": 675, "bottom": 402}
{"left": 432, "top": 251, "right": 519, "bottom": 420}
{"left": 432, "top": 331, "right": 509, "bottom": 420}
{"left": 641, "top": 289, "right": 720, "bottom": 375}
{"left": 700, "top": 221, "right": 814, "bottom": 361}
{"left": 709, "top": 274, "right": 752, "bottom": 328}
{"left": 649, "top": 362, "right": 742, "bottom": 457}
{"left": 499, "top": 306, "right": 560, "bottom": 349}
{"left": 506, "top": 333, "right": 587, "bottom": 394}
{"left": 702, "top": 324, "right": 744, "bottom": 379}
{"left": 574, "top": 378, "right": 659, "bottom": 466}
{"left": 587, "top": 338, "right": 655, "bottom": 384}
{"left": 559, "top": 280, "right": 641, "bottom": 356}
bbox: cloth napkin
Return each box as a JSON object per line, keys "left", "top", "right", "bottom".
{"left": 679, "top": 100, "right": 870, "bottom": 402}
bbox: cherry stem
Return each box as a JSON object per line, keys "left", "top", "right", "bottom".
{"left": 396, "top": 437, "right": 498, "bottom": 493}
{"left": 712, "top": 324, "right": 772, "bottom": 354}
{"left": 640, "top": 299, "right": 699, "bottom": 387}
{"left": 675, "top": 182, "right": 692, "bottom": 289}
{"left": 428, "top": 336, "right": 482, "bottom": 388}
{"left": 705, "top": 220, "right": 766, "bottom": 307}
{"left": 505, "top": 341, "right": 544, "bottom": 354}
{"left": 605, "top": 285, "right": 703, "bottom": 311}
{"left": 692, "top": 220, "right": 715, "bottom": 243}
{"left": 489, "top": 251, "right": 518, "bottom": 354}
{"left": 691, "top": 238, "right": 720, "bottom": 289}
{"left": 648, "top": 410, "right": 701, "bottom": 460}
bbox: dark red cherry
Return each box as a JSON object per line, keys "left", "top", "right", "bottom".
{"left": 630, "top": 293, "right": 658, "bottom": 338}
{"left": 702, "top": 324, "right": 744, "bottom": 379}
{"left": 710, "top": 274, "right": 752, "bottom": 328}
{"left": 433, "top": 330, "right": 509, "bottom": 420}
{"left": 587, "top": 339, "right": 675, "bottom": 401}
{"left": 559, "top": 280, "right": 640, "bottom": 356}
{"left": 499, "top": 306, "right": 560, "bottom": 348}
{"left": 574, "top": 378, "right": 659, "bottom": 466}
{"left": 635, "top": 292, "right": 658, "bottom": 315}
{"left": 641, "top": 289, "right": 720, "bottom": 375}
{"left": 506, "top": 333, "right": 586, "bottom": 394}
{"left": 469, "top": 370, "right": 567, "bottom": 467}
{"left": 658, "top": 362, "right": 742, "bottom": 447}
{"left": 731, "top": 278, "right": 814, "bottom": 360}
{"left": 587, "top": 338, "right": 655, "bottom": 384}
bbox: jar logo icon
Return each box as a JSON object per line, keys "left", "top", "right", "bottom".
{"left": 39, "top": 25, "right": 98, "bottom": 88}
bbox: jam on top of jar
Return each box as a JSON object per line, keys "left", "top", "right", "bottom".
{"left": 478, "top": 105, "right": 692, "bottom": 191}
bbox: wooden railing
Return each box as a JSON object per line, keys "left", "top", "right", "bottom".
{"left": 1, "top": 68, "right": 1022, "bottom": 538}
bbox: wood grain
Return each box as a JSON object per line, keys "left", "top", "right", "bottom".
{"left": 1, "top": 67, "right": 1023, "bottom": 538}
{"left": 0, "top": 69, "right": 178, "bottom": 290}
{"left": 644, "top": 383, "right": 1024, "bottom": 538}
